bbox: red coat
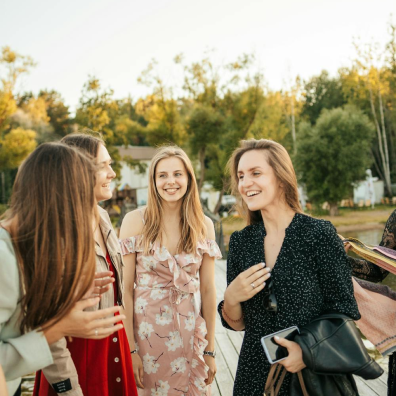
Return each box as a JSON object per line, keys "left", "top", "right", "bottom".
{"left": 33, "top": 254, "right": 137, "bottom": 396}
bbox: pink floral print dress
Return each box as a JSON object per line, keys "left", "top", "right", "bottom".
{"left": 120, "top": 235, "right": 221, "bottom": 396}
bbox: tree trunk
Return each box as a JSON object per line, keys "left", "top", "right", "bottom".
{"left": 198, "top": 146, "right": 206, "bottom": 196}
{"left": 329, "top": 202, "right": 339, "bottom": 217}
{"left": 1, "top": 172, "right": 5, "bottom": 204}
{"left": 213, "top": 184, "right": 226, "bottom": 215}
{"left": 291, "top": 94, "right": 297, "bottom": 155}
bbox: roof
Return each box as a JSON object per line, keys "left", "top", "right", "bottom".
{"left": 117, "top": 145, "right": 157, "bottom": 161}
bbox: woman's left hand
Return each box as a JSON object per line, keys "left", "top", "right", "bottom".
{"left": 274, "top": 337, "right": 306, "bottom": 373}
{"left": 204, "top": 355, "right": 217, "bottom": 385}
{"left": 83, "top": 271, "right": 115, "bottom": 299}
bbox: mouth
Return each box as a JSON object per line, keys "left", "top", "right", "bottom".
{"left": 102, "top": 183, "right": 110, "bottom": 189}
{"left": 164, "top": 188, "right": 179, "bottom": 194}
{"left": 246, "top": 190, "right": 261, "bottom": 197}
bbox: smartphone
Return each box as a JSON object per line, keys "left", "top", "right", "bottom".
{"left": 260, "top": 326, "right": 299, "bottom": 364}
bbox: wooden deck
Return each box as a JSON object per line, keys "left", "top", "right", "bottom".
{"left": 212, "top": 259, "right": 389, "bottom": 396}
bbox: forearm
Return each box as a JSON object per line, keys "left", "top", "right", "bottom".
{"left": 124, "top": 287, "right": 136, "bottom": 350}
{"left": 201, "top": 287, "right": 216, "bottom": 350}
{"left": 223, "top": 290, "right": 245, "bottom": 331}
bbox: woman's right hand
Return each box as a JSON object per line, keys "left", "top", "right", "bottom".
{"left": 225, "top": 263, "right": 271, "bottom": 305}
{"left": 44, "top": 297, "right": 125, "bottom": 345}
{"left": 132, "top": 353, "right": 144, "bottom": 389}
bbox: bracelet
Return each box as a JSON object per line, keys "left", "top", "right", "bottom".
{"left": 221, "top": 301, "right": 243, "bottom": 323}
{"left": 131, "top": 349, "right": 138, "bottom": 354}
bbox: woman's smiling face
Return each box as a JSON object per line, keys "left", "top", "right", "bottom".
{"left": 237, "top": 149, "right": 283, "bottom": 212}
{"left": 94, "top": 144, "right": 116, "bottom": 202}
{"left": 155, "top": 156, "right": 188, "bottom": 203}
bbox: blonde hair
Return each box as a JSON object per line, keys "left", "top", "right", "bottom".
{"left": 143, "top": 146, "right": 206, "bottom": 254}
{"left": 228, "top": 139, "right": 303, "bottom": 225}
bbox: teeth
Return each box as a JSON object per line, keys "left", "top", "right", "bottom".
{"left": 166, "top": 188, "right": 178, "bottom": 193}
{"left": 247, "top": 191, "right": 260, "bottom": 197}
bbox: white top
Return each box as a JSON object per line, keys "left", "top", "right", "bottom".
{"left": 0, "top": 228, "right": 53, "bottom": 395}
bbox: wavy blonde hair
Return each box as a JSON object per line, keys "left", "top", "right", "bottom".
{"left": 228, "top": 139, "right": 303, "bottom": 225}
{"left": 143, "top": 146, "right": 206, "bottom": 254}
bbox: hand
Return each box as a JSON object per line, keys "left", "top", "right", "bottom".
{"left": 338, "top": 234, "right": 351, "bottom": 253}
{"left": 274, "top": 336, "right": 306, "bottom": 373}
{"left": 83, "top": 271, "right": 115, "bottom": 299}
{"left": 204, "top": 355, "right": 217, "bottom": 385}
{"left": 132, "top": 353, "right": 144, "bottom": 389}
{"left": 44, "top": 297, "right": 125, "bottom": 344}
{"left": 225, "top": 263, "right": 271, "bottom": 305}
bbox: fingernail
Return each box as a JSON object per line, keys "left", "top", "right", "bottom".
{"left": 263, "top": 282, "right": 266, "bottom": 286}
{"left": 274, "top": 336, "right": 280, "bottom": 340}
{"left": 267, "top": 273, "right": 271, "bottom": 277}
{"left": 261, "top": 263, "right": 265, "bottom": 267}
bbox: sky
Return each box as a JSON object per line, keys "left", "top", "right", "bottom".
{"left": 1, "top": 0, "right": 396, "bottom": 112}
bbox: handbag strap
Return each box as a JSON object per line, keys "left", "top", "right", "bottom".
{"left": 264, "top": 364, "right": 287, "bottom": 396}
{"left": 264, "top": 364, "right": 309, "bottom": 396}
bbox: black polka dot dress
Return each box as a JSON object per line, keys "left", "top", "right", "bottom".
{"left": 218, "top": 213, "right": 360, "bottom": 396}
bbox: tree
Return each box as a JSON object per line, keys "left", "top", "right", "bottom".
{"left": 295, "top": 106, "right": 374, "bottom": 216}
{"left": 0, "top": 127, "right": 37, "bottom": 203}
{"left": 185, "top": 106, "right": 224, "bottom": 194}
{"left": 301, "top": 70, "right": 346, "bottom": 125}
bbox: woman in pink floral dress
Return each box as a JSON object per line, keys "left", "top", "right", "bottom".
{"left": 120, "top": 146, "right": 221, "bottom": 396}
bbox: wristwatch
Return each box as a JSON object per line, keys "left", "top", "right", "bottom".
{"left": 203, "top": 350, "right": 216, "bottom": 358}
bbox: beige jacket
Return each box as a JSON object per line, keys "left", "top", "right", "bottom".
{"left": 0, "top": 228, "right": 53, "bottom": 396}
{"left": 41, "top": 206, "right": 125, "bottom": 396}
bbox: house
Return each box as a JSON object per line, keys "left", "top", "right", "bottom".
{"left": 112, "top": 145, "right": 158, "bottom": 207}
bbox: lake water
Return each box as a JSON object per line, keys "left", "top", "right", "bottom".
{"left": 343, "top": 228, "right": 396, "bottom": 290}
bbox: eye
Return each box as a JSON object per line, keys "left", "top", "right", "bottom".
{"left": 175, "top": 172, "right": 182, "bottom": 177}
{"left": 158, "top": 174, "right": 166, "bottom": 178}
{"left": 238, "top": 175, "right": 244, "bottom": 180}
{"left": 253, "top": 172, "right": 261, "bottom": 176}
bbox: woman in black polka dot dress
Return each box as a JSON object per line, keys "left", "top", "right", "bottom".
{"left": 218, "top": 139, "right": 360, "bottom": 396}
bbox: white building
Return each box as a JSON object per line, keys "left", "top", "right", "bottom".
{"left": 113, "top": 146, "right": 157, "bottom": 206}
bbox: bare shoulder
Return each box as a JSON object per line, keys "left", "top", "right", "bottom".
{"left": 120, "top": 208, "right": 145, "bottom": 239}
{"left": 204, "top": 216, "right": 216, "bottom": 240}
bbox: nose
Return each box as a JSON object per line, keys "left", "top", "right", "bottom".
{"left": 108, "top": 168, "right": 116, "bottom": 180}
{"left": 241, "top": 175, "right": 253, "bottom": 188}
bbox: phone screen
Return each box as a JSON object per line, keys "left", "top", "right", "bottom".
{"left": 261, "top": 327, "right": 299, "bottom": 363}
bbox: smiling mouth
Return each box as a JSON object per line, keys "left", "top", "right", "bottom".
{"left": 246, "top": 191, "right": 261, "bottom": 197}
{"left": 102, "top": 184, "right": 110, "bottom": 188}
{"left": 165, "top": 188, "right": 179, "bottom": 193}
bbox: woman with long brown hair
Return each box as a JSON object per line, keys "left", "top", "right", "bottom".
{"left": 120, "top": 145, "right": 221, "bottom": 395}
{"left": 218, "top": 139, "right": 360, "bottom": 395}
{"left": 0, "top": 142, "right": 124, "bottom": 396}
{"left": 34, "top": 133, "right": 138, "bottom": 396}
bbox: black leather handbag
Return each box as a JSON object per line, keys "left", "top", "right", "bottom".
{"left": 264, "top": 313, "right": 383, "bottom": 396}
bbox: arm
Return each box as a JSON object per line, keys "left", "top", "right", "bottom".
{"left": 199, "top": 218, "right": 217, "bottom": 385}
{"left": 119, "top": 210, "right": 144, "bottom": 389}
{"left": 317, "top": 222, "right": 360, "bottom": 319}
{"left": 218, "top": 232, "right": 270, "bottom": 331}
{"left": 347, "top": 210, "right": 396, "bottom": 282}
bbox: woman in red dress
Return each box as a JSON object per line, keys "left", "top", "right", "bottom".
{"left": 33, "top": 133, "right": 138, "bottom": 396}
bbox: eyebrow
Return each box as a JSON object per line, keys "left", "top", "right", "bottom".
{"left": 99, "top": 158, "right": 112, "bottom": 164}
{"left": 157, "top": 169, "right": 184, "bottom": 173}
{"left": 237, "top": 166, "right": 262, "bottom": 174}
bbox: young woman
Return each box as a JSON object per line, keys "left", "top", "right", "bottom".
{"left": 218, "top": 139, "right": 360, "bottom": 396}
{"left": 34, "top": 134, "right": 138, "bottom": 396}
{"left": 119, "top": 146, "right": 221, "bottom": 396}
{"left": 0, "top": 143, "right": 124, "bottom": 396}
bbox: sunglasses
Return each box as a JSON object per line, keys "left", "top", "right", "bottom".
{"left": 263, "top": 279, "right": 277, "bottom": 313}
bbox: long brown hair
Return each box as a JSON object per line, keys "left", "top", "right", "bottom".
{"left": 143, "top": 146, "right": 206, "bottom": 254}
{"left": 61, "top": 132, "right": 104, "bottom": 158}
{"left": 4, "top": 142, "right": 97, "bottom": 332}
{"left": 228, "top": 139, "right": 303, "bottom": 225}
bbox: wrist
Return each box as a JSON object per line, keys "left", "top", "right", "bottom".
{"left": 224, "top": 292, "right": 239, "bottom": 309}
{"left": 43, "top": 324, "right": 64, "bottom": 345}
